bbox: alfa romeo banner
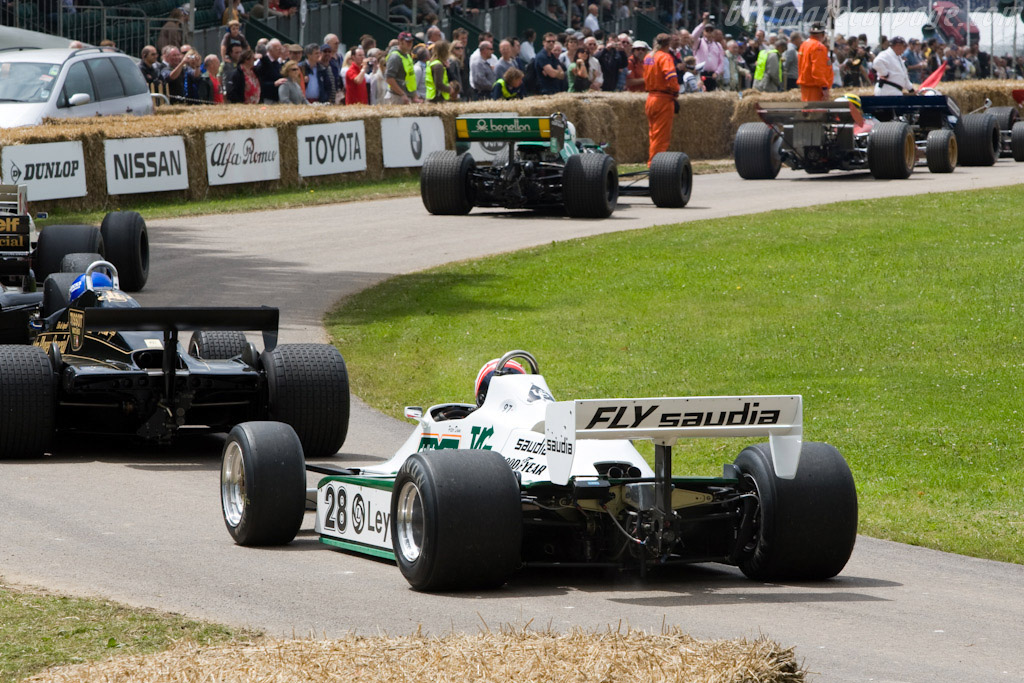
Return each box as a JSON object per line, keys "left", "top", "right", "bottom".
{"left": 205, "top": 128, "right": 280, "bottom": 186}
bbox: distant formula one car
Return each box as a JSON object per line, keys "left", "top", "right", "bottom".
{"left": 420, "top": 113, "right": 692, "bottom": 218}
{"left": 0, "top": 260, "right": 350, "bottom": 459}
{"left": 221, "top": 350, "right": 858, "bottom": 591}
{"left": 735, "top": 94, "right": 1005, "bottom": 179}
{"left": 983, "top": 91, "right": 1024, "bottom": 161}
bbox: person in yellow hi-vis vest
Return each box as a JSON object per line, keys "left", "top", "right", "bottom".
{"left": 490, "top": 68, "right": 523, "bottom": 99}
{"left": 425, "top": 40, "right": 460, "bottom": 102}
{"left": 754, "top": 39, "right": 785, "bottom": 92}
{"left": 385, "top": 31, "right": 423, "bottom": 104}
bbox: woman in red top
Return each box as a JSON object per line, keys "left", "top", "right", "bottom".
{"left": 343, "top": 47, "right": 369, "bottom": 105}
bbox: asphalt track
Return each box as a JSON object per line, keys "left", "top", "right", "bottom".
{"left": 3, "top": 164, "right": 1024, "bottom": 682}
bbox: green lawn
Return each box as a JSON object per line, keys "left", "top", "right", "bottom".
{"left": 327, "top": 185, "right": 1024, "bottom": 564}
{"left": 0, "top": 584, "right": 249, "bottom": 682}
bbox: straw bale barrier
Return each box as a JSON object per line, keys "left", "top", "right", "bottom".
{"left": 27, "top": 629, "right": 805, "bottom": 683}
{"left": 1, "top": 81, "right": 1019, "bottom": 212}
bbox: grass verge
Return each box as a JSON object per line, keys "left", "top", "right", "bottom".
{"left": 0, "top": 583, "right": 246, "bottom": 683}
{"left": 327, "top": 185, "right": 1024, "bottom": 564}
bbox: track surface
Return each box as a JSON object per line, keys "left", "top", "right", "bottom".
{"left": 3, "top": 165, "right": 1024, "bottom": 682}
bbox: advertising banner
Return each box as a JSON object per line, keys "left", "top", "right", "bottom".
{"left": 104, "top": 136, "right": 188, "bottom": 195}
{"left": 380, "top": 117, "right": 445, "bottom": 168}
{"left": 296, "top": 121, "right": 368, "bottom": 177}
{"left": 1, "top": 141, "right": 87, "bottom": 201}
{"left": 205, "top": 128, "right": 280, "bottom": 186}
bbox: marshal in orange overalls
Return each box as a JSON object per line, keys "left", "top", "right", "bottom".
{"left": 797, "top": 34, "right": 833, "bottom": 102}
{"left": 644, "top": 49, "right": 679, "bottom": 164}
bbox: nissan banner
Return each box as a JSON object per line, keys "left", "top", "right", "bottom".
{"left": 105, "top": 136, "right": 189, "bottom": 195}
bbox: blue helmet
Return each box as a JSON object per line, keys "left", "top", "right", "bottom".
{"left": 69, "top": 272, "right": 113, "bottom": 302}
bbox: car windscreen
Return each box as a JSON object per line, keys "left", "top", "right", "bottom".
{"left": 0, "top": 62, "right": 61, "bottom": 103}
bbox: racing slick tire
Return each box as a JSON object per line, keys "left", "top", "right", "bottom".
{"left": 189, "top": 330, "right": 248, "bottom": 359}
{"left": 956, "top": 113, "right": 1000, "bottom": 166}
{"left": 42, "top": 273, "right": 81, "bottom": 318}
{"left": 261, "top": 344, "right": 350, "bottom": 459}
{"left": 734, "top": 122, "right": 782, "bottom": 180}
{"left": 988, "top": 106, "right": 1019, "bottom": 136}
{"left": 649, "top": 151, "right": 692, "bottom": 208}
{"left": 392, "top": 450, "right": 521, "bottom": 591}
{"left": 421, "top": 151, "right": 475, "bottom": 215}
{"left": 100, "top": 211, "right": 149, "bottom": 292}
{"left": 564, "top": 153, "right": 618, "bottom": 218}
{"left": 220, "top": 421, "right": 306, "bottom": 546}
{"left": 734, "top": 441, "right": 857, "bottom": 581}
{"left": 0, "top": 345, "right": 55, "bottom": 459}
{"left": 867, "top": 121, "right": 916, "bottom": 179}
{"left": 35, "top": 225, "right": 103, "bottom": 283}
{"left": 1011, "top": 121, "right": 1024, "bottom": 162}
{"left": 59, "top": 252, "right": 105, "bottom": 274}
{"left": 925, "top": 128, "right": 958, "bottom": 174}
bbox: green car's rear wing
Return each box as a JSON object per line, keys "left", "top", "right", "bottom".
{"left": 543, "top": 395, "right": 803, "bottom": 485}
{"left": 455, "top": 113, "right": 566, "bottom": 148}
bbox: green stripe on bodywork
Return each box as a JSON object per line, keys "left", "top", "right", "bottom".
{"left": 317, "top": 475, "right": 396, "bottom": 491}
{"left": 320, "top": 536, "right": 396, "bottom": 561}
{"left": 520, "top": 475, "right": 738, "bottom": 490}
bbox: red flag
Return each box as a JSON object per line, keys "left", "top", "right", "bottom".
{"left": 920, "top": 62, "right": 947, "bottom": 90}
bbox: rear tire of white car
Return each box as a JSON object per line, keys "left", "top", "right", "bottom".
{"left": 734, "top": 441, "right": 857, "bottom": 581}
{"left": 867, "top": 121, "right": 916, "bottom": 179}
{"left": 189, "top": 331, "right": 248, "bottom": 359}
{"left": 221, "top": 421, "right": 306, "bottom": 546}
{"left": 925, "top": 129, "right": 957, "bottom": 174}
{"left": 392, "top": 450, "right": 521, "bottom": 591}
{"left": 0, "top": 345, "right": 55, "bottom": 459}
{"left": 956, "top": 113, "right": 1000, "bottom": 167}
{"left": 261, "top": 344, "right": 350, "bottom": 458}
{"left": 421, "top": 150, "right": 475, "bottom": 215}
{"left": 100, "top": 211, "right": 149, "bottom": 292}
{"left": 649, "top": 151, "right": 692, "bottom": 208}
{"left": 1011, "top": 121, "right": 1024, "bottom": 162}
{"left": 564, "top": 153, "right": 618, "bottom": 218}
{"left": 59, "top": 252, "right": 105, "bottom": 274}
{"left": 35, "top": 225, "right": 104, "bottom": 283}
{"left": 734, "top": 122, "right": 782, "bottom": 180}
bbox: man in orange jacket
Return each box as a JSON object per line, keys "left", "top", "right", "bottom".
{"left": 643, "top": 33, "right": 679, "bottom": 164}
{"left": 797, "top": 23, "right": 833, "bottom": 102}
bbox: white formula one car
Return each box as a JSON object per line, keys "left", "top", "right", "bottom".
{"left": 220, "top": 351, "right": 857, "bottom": 591}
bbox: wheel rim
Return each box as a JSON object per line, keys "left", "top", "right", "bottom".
{"left": 396, "top": 481, "right": 425, "bottom": 562}
{"left": 903, "top": 132, "right": 916, "bottom": 170}
{"left": 221, "top": 441, "right": 245, "bottom": 528}
{"left": 947, "top": 134, "right": 958, "bottom": 167}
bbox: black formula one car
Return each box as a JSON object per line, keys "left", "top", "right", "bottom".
{"left": 0, "top": 260, "right": 349, "bottom": 459}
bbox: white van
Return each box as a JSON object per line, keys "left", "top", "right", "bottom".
{"left": 0, "top": 47, "right": 155, "bottom": 129}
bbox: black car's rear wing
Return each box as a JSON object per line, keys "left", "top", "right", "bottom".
{"left": 82, "top": 306, "right": 280, "bottom": 351}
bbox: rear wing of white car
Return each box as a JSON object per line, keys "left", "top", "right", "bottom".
{"left": 543, "top": 395, "right": 802, "bottom": 485}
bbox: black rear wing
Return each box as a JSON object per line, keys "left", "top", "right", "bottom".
{"left": 82, "top": 306, "right": 280, "bottom": 351}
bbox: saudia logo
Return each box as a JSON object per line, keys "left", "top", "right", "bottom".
{"left": 583, "top": 402, "right": 782, "bottom": 430}
{"left": 545, "top": 437, "right": 573, "bottom": 456}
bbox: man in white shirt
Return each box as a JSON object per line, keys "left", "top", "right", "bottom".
{"left": 583, "top": 4, "right": 600, "bottom": 33}
{"left": 873, "top": 36, "right": 913, "bottom": 95}
{"left": 583, "top": 35, "right": 603, "bottom": 89}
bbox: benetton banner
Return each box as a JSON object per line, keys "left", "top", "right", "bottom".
{"left": 205, "top": 128, "right": 280, "bottom": 186}
{"left": 380, "top": 117, "right": 445, "bottom": 168}
{"left": 297, "top": 121, "right": 368, "bottom": 177}
{"left": 105, "top": 136, "right": 189, "bottom": 195}
{"left": 1, "top": 141, "right": 87, "bottom": 201}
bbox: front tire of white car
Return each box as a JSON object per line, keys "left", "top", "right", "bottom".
{"left": 734, "top": 441, "right": 858, "bottom": 581}
{"left": 221, "top": 421, "right": 306, "bottom": 546}
{"left": 391, "top": 450, "right": 521, "bottom": 591}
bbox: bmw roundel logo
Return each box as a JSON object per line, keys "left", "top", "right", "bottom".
{"left": 410, "top": 122, "right": 423, "bottom": 160}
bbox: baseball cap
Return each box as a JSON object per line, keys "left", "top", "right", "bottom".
{"left": 398, "top": 31, "right": 414, "bottom": 42}
{"left": 632, "top": 39, "right": 650, "bottom": 49}
{"left": 320, "top": 43, "right": 332, "bottom": 51}
{"left": 809, "top": 22, "right": 826, "bottom": 34}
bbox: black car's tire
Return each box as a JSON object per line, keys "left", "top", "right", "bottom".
{"left": 867, "top": 121, "right": 916, "bottom": 179}
{"left": 35, "top": 225, "right": 103, "bottom": 283}
{"left": 59, "top": 252, "right": 105, "bottom": 274}
{"left": 261, "top": 344, "right": 350, "bottom": 458}
{"left": 220, "top": 421, "right": 306, "bottom": 546}
{"left": 1011, "top": 121, "right": 1024, "bottom": 162}
{"left": 734, "top": 441, "right": 858, "bottom": 581}
{"left": 734, "top": 122, "right": 782, "bottom": 179}
{"left": 564, "top": 153, "right": 618, "bottom": 218}
{"left": 957, "top": 113, "right": 1000, "bottom": 166}
{"left": 392, "top": 450, "right": 521, "bottom": 591}
{"left": 0, "top": 345, "right": 55, "bottom": 459}
{"left": 649, "top": 151, "right": 692, "bottom": 208}
{"left": 420, "top": 150, "right": 475, "bottom": 215}
{"left": 925, "top": 128, "right": 958, "bottom": 174}
{"left": 189, "top": 330, "right": 248, "bottom": 359}
{"left": 988, "top": 105, "right": 1019, "bottom": 133}
{"left": 100, "top": 211, "right": 149, "bottom": 292}
{"left": 42, "top": 273, "right": 81, "bottom": 318}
